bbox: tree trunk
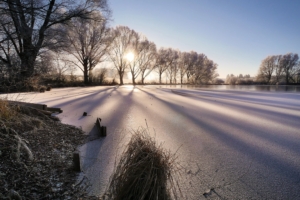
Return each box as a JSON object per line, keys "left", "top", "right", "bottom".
{"left": 83, "top": 70, "right": 88, "bottom": 84}
{"left": 20, "top": 52, "right": 37, "bottom": 79}
{"left": 89, "top": 69, "right": 93, "bottom": 83}
{"left": 82, "top": 59, "right": 89, "bottom": 84}
{"left": 119, "top": 71, "right": 124, "bottom": 85}
{"left": 141, "top": 71, "right": 145, "bottom": 85}
{"left": 83, "top": 62, "right": 89, "bottom": 84}
{"left": 187, "top": 73, "right": 191, "bottom": 84}
{"left": 286, "top": 68, "right": 289, "bottom": 84}
{"left": 131, "top": 70, "right": 136, "bottom": 85}
{"left": 159, "top": 73, "right": 162, "bottom": 84}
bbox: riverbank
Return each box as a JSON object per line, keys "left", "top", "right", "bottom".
{"left": 0, "top": 100, "right": 95, "bottom": 199}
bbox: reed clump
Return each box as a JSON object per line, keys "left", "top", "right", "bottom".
{"left": 104, "top": 129, "right": 181, "bottom": 200}
{"left": 0, "top": 99, "right": 18, "bottom": 121}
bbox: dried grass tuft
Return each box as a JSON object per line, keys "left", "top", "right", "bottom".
{"left": 0, "top": 99, "right": 18, "bottom": 121}
{"left": 39, "top": 87, "right": 45, "bottom": 93}
{"left": 46, "top": 86, "right": 52, "bottom": 91}
{"left": 104, "top": 128, "right": 182, "bottom": 200}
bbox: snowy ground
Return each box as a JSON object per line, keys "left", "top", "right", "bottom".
{"left": 2, "top": 86, "right": 300, "bottom": 199}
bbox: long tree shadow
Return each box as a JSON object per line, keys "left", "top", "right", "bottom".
{"left": 77, "top": 86, "right": 136, "bottom": 195}
{"left": 171, "top": 89, "right": 300, "bottom": 127}
{"left": 179, "top": 88, "right": 300, "bottom": 111}
{"left": 136, "top": 87, "right": 300, "bottom": 199}
{"left": 48, "top": 88, "right": 116, "bottom": 107}
{"left": 138, "top": 87, "right": 300, "bottom": 156}
{"left": 42, "top": 86, "right": 116, "bottom": 106}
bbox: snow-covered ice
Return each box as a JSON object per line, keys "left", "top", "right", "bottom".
{"left": 2, "top": 86, "right": 300, "bottom": 199}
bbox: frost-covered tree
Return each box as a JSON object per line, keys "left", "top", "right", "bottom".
{"left": 60, "top": 12, "right": 111, "bottom": 84}
{"left": 127, "top": 33, "right": 141, "bottom": 85}
{"left": 0, "top": 0, "right": 109, "bottom": 79}
{"left": 182, "top": 53, "right": 218, "bottom": 84}
{"left": 178, "top": 51, "right": 196, "bottom": 84}
{"left": 156, "top": 48, "right": 170, "bottom": 84}
{"left": 165, "top": 49, "right": 179, "bottom": 84}
{"left": 257, "top": 55, "right": 277, "bottom": 84}
{"left": 279, "top": 53, "right": 299, "bottom": 84}
{"left": 108, "top": 26, "right": 138, "bottom": 85}
{"left": 257, "top": 53, "right": 299, "bottom": 84}
{"left": 137, "top": 40, "right": 156, "bottom": 84}
{"left": 274, "top": 55, "right": 284, "bottom": 83}
{"left": 225, "top": 74, "right": 238, "bottom": 85}
{"left": 185, "top": 51, "right": 198, "bottom": 83}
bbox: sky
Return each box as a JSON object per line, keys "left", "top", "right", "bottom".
{"left": 108, "top": 0, "right": 300, "bottom": 79}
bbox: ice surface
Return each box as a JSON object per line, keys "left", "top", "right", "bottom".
{"left": 2, "top": 86, "right": 300, "bottom": 199}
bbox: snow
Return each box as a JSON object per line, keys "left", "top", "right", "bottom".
{"left": 2, "top": 86, "right": 300, "bottom": 199}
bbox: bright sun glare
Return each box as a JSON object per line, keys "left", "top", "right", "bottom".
{"left": 125, "top": 52, "right": 134, "bottom": 62}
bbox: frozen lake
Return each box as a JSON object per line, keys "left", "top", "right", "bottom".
{"left": 2, "top": 85, "right": 300, "bottom": 199}
{"left": 159, "top": 84, "right": 300, "bottom": 92}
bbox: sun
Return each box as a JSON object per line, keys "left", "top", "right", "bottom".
{"left": 125, "top": 52, "right": 134, "bottom": 62}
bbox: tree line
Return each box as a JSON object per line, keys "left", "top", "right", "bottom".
{"left": 0, "top": 0, "right": 218, "bottom": 90}
{"left": 257, "top": 53, "right": 300, "bottom": 84}
{"left": 225, "top": 53, "right": 300, "bottom": 85}
{"left": 109, "top": 26, "right": 218, "bottom": 85}
{"left": 225, "top": 74, "right": 253, "bottom": 85}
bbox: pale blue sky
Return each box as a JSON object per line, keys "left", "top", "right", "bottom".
{"left": 108, "top": 0, "right": 300, "bottom": 78}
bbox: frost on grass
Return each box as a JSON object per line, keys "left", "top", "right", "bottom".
{"left": 104, "top": 128, "right": 182, "bottom": 200}
{"left": 0, "top": 103, "right": 92, "bottom": 199}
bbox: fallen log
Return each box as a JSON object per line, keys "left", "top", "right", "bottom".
{"left": 7, "top": 101, "right": 63, "bottom": 115}
{"left": 36, "top": 109, "right": 53, "bottom": 116}
{"left": 47, "top": 107, "right": 63, "bottom": 113}
{"left": 8, "top": 100, "right": 47, "bottom": 110}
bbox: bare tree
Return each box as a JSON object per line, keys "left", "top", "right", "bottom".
{"left": 0, "top": 26, "right": 14, "bottom": 69}
{"left": 273, "top": 55, "right": 283, "bottom": 83}
{"left": 166, "top": 49, "right": 179, "bottom": 84}
{"left": 155, "top": 48, "right": 178, "bottom": 84}
{"left": 178, "top": 52, "right": 187, "bottom": 84}
{"left": 0, "top": 0, "right": 109, "bottom": 79}
{"left": 257, "top": 55, "right": 277, "bottom": 84}
{"left": 178, "top": 51, "right": 198, "bottom": 84}
{"left": 34, "top": 51, "right": 57, "bottom": 75}
{"left": 225, "top": 74, "right": 238, "bottom": 85}
{"left": 189, "top": 53, "right": 205, "bottom": 83}
{"left": 172, "top": 50, "right": 180, "bottom": 84}
{"left": 138, "top": 40, "right": 156, "bottom": 84}
{"left": 0, "top": 37, "right": 20, "bottom": 79}
{"left": 128, "top": 36, "right": 157, "bottom": 85}
{"left": 0, "top": 17, "right": 21, "bottom": 82}
{"left": 257, "top": 53, "right": 299, "bottom": 84}
{"left": 52, "top": 52, "right": 75, "bottom": 81}
{"left": 279, "top": 53, "right": 299, "bottom": 84}
{"left": 108, "top": 26, "right": 137, "bottom": 85}
{"left": 156, "top": 48, "right": 169, "bottom": 84}
{"left": 202, "top": 58, "right": 218, "bottom": 83}
{"left": 292, "top": 63, "right": 300, "bottom": 83}
{"left": 93, "top": 67, "right": 107, "bottom": 84}
{"left": 60, "top": 12, "right": 111, "bottom": 84}
{"left": 127, "top": 33, "right": 140, "bottom": 85}
{"left": 185, "top": 51, "right": 198, "bottom": 83}
{"left": 190, "top": 54, "right": 218, "bottom": 84}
